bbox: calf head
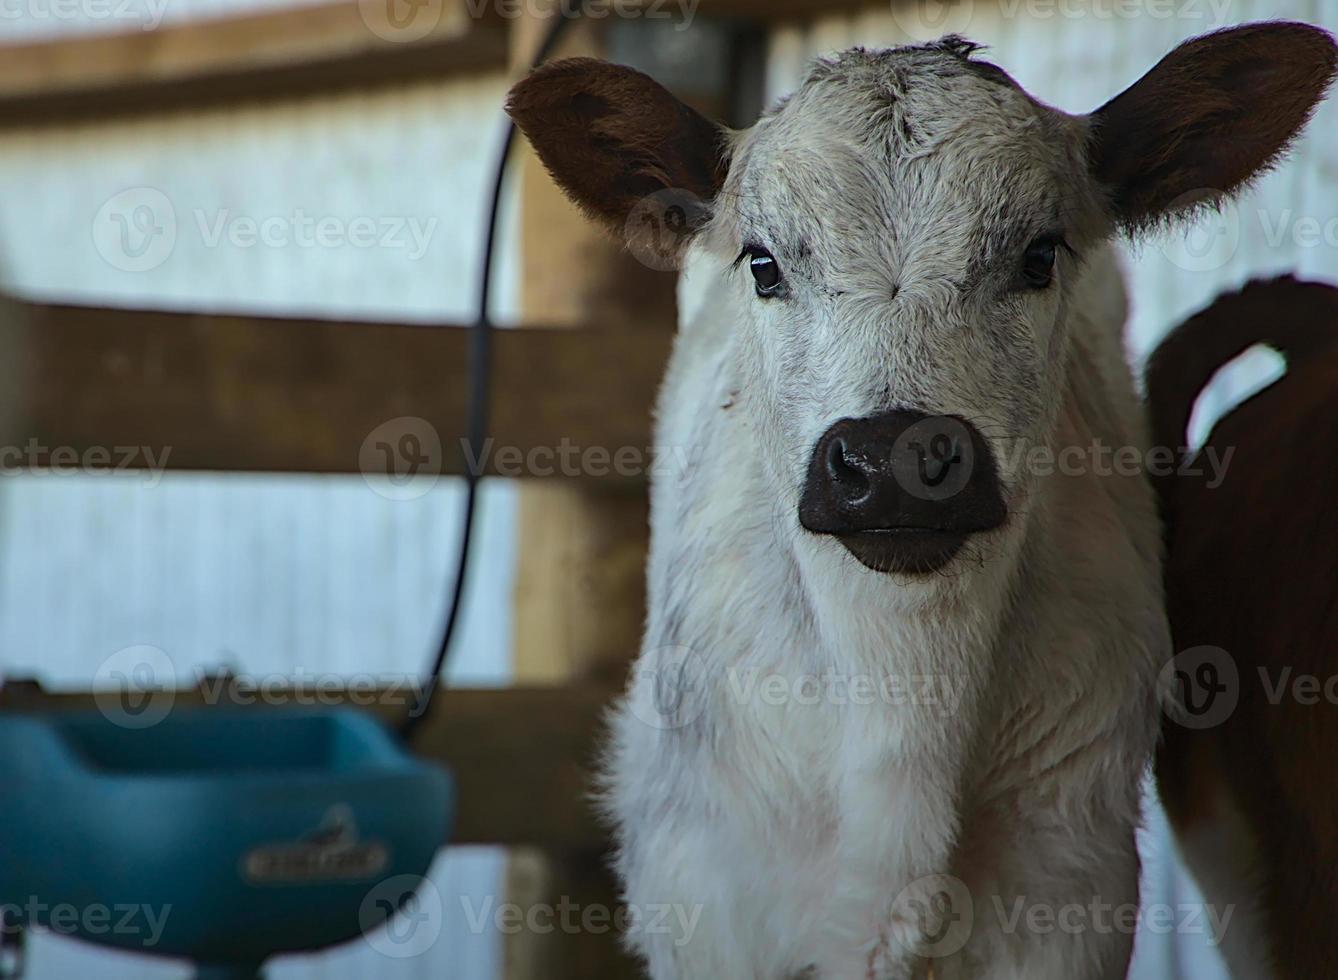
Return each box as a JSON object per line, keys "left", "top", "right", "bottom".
{"left": 508, "top": 24, "right": 1335, "bottom": 576}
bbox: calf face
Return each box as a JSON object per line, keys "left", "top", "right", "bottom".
{"left": 509, "top": 24, "right": 1335, "bottom": 578}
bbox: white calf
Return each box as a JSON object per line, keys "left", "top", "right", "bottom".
{"left": 508, "top": 22, "right": 1335, "bottom": 980}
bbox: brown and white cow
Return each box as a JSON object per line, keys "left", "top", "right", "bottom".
{"left": 1151, "top": 275, "right": 1338, "bottom": 980}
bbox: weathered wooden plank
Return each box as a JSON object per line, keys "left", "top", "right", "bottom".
{"left": 0, "top": 0, "right": 889, "bottom": 126}
{"left": 701, "top": 0, "right": 890, "bottom": 19}
{"left": 0, "top": 0, "right": 510, "bottom": 127}
{"left": 0, "top": 299, "right": 670, "bottom": 478}
{"left": 0, "top": 682, "right": 613, "bottom": 849}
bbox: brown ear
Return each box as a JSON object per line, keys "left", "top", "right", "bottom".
{"left": 506, "top": 58, "right": 728, "bottom": 266}
{"left": 1089, "top": 21, "right": 1337, "bottom": 229}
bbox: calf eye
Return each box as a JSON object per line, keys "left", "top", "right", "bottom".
{"left": 1021, "top": 237, "right": 1058, "bottom": 289}
{"left": 745, "top": 246, "right": 783, "bottom": 297}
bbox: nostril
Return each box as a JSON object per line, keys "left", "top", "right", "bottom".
{"left": 826, "top": 436, "right": 870, "bottom": 501}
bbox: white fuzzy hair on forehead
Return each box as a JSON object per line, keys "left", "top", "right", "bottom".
{"left": 801, "top": 36, "right": 997, "bottom": 92}
{"left": 718, "top": 44, "right": 1096, "bottom": 304}
{"left": 732, "top": 45, "right": 1088, "bottom": 216}
{"left": 777, "top": 36, "right": 1036, "bottom": 135}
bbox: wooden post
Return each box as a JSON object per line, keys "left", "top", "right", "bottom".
{"left": 503, "top": 12, "right": 676, "bottom": 980}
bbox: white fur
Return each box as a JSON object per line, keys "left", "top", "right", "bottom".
{"left": 603, "top": 46, "right": 1168, "bottom": 980}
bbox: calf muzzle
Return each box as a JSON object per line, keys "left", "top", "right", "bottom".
{"left": 798, "top": 410, "right": 1007, "bottom": 574}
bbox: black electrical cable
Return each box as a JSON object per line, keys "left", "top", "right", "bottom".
{"left": 400, "top": 10, "right": 582, "bottom": 741}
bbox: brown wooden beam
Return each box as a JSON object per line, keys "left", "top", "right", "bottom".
{"left": 0, "top": 0, "right": 891, "bottom": 127}
{"left": 0, "top": 681, "right": 614, "bottom": 850}
{"left": 699, "top": 0, "right": 892, "bottom": 18}
{"left": 0, "top": 0, "right": 510, "bottom": 127}
{"left": 0, "top": 299, "right": 670, "bottom": 479}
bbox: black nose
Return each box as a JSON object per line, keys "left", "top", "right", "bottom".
{"left": 798, "top": 411, "right": 1007, "bottom": 574}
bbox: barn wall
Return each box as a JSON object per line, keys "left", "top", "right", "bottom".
{"left": 0, "top": 20, "right": 519, "bottom": 978}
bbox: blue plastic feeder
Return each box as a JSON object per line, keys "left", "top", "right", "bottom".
{"left": 0, "top": 708, "right": 453, "bottom": 979}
